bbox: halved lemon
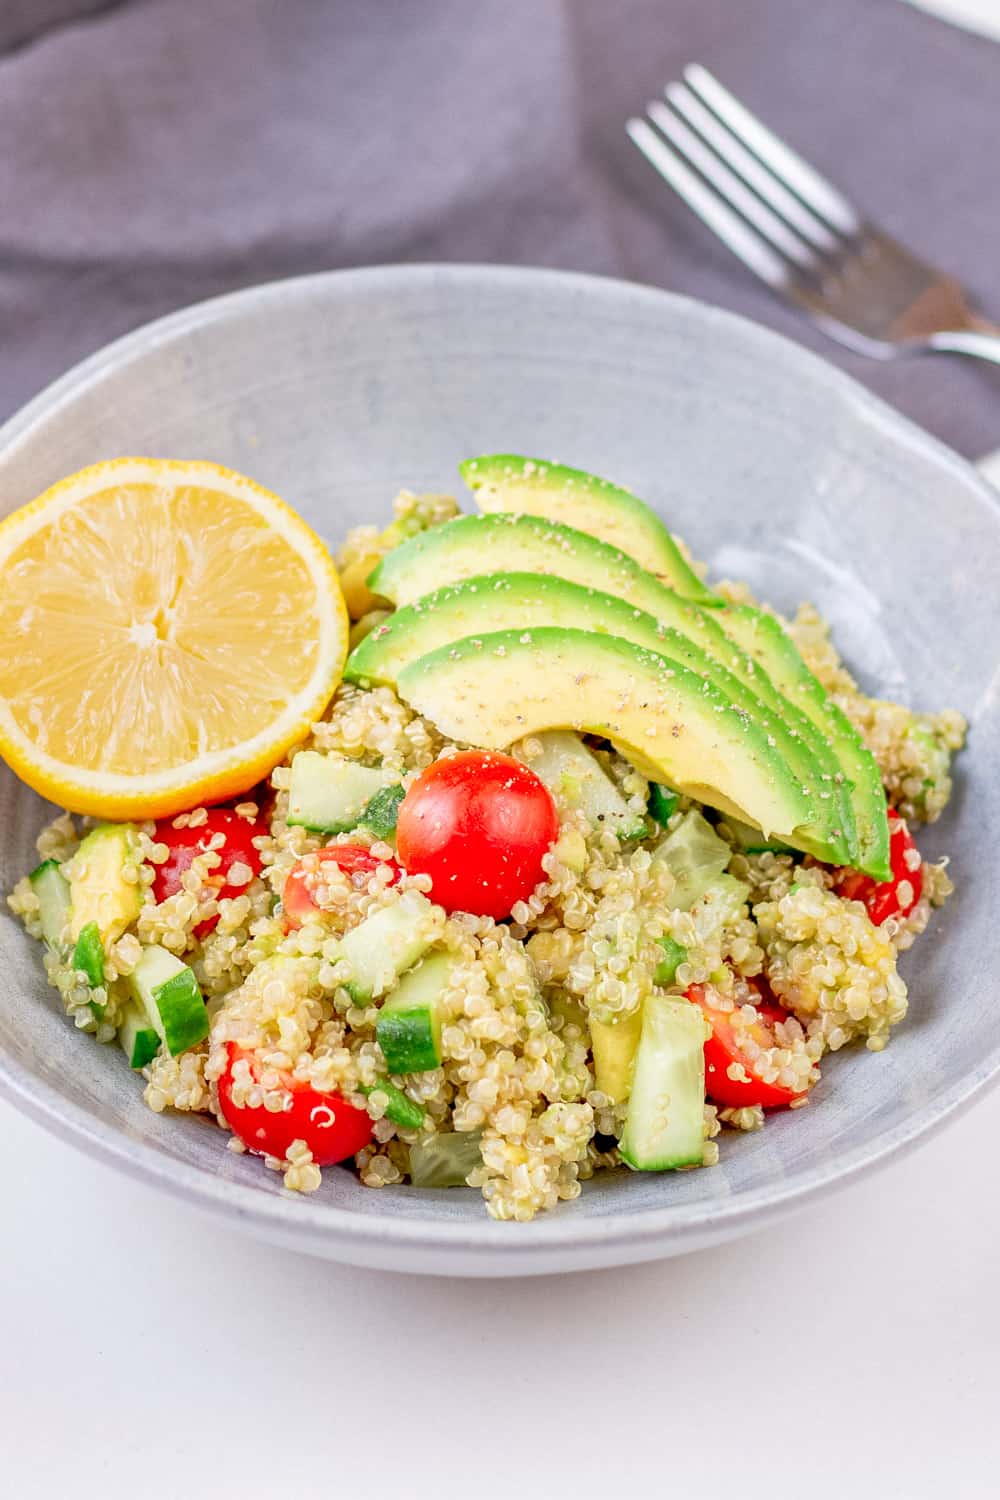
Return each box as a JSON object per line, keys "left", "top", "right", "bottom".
{"left": 0, "top": 458, "right": 349, "bottom": 819}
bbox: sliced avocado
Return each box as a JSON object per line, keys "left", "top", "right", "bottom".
{"left": 363, "top": 538, "right": 858, "bottom": 861}
{"left": 460, "top": 454, "right": 716, "bottom": 603}
{"left": 590, "top": 1009, "right": 643, "bottom": 1105}
{"left": 368, "top": 513, "right": 674, "bottom": 615}
{"left": 396, "top": 628, "right": 821, "bottom": 853}
{"left": 351, "top": 573, "right": 847, "bottom": 862}
{"left": 712, "top": 604, "right": 890, "bottom": 879}
{"left": 66, "top": 823, "right": 142, "bottom": 944}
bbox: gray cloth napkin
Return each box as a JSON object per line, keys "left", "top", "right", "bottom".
{"left": 2, "top": 0, "right": 998, "bottom": 458}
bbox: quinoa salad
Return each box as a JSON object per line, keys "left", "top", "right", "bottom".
{"left": 5, "top": 455, "right": 966, "bottom": 1221}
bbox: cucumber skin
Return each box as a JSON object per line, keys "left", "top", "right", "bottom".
{"left": 130, "top": 1028, "right": 160, "bottom": 1069}
{"left": 376, "top": 1008, "right": 441, "bottom": 1073}
{"left": 361, "top": 783, "right": 405, "bottom": 840}
{"left": 648, "top": 785, "right": 679, "bottom": 825}
{"left": 154, "top": 971, "right": 209, "bottom": 1056}
{"left": 129, "top": 947, "right": 209, "bottom": 1057}
{"left": 125, "top": 1020, "right": 160, "bottom": 1069}
{"left": 654, "top": 937, "right": 687, "bottom": 987}
{"left": 287, "top": 751, "right": 395, "bottom": 835}
{"left": 361, "top": 1079, "right": 426, "bottom": 1130}
{"left": 72, "top": 921, "right": 105, "bottom": 987}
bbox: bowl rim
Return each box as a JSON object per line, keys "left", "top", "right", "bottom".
{"left": 2, "top": 261, "right": 998, "bottom": 1269}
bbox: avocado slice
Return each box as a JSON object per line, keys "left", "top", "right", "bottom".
{"left": 459, "top": 454, "right": 716, "bottom": 604}
{"left": 366, "top": 522, "right": 856, "bottom": 858}
{"left": 590, "top": 1009, "right": 643, "bottom": 1105}
{"left": 396, "top": 628, "right": 820, "bottom": 851}
{"left": 711, "top": 604, "right": 890, "bottom": 879}
{"left": 368, "top": 513, "right": 674, "bottom": 615}
{"left": 66, "top": 823, "right": 142, "bottom": 944}
{"left": 370, "top": 515, "right": 874, "bottom": 867}
{"left": 348, "top": 572, "right": 851, "bottom": 863}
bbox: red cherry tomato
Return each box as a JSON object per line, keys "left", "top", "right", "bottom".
{"left": 152, "top": 809, "right": 262, "bottom": 937}
{"left": 282, "top": 844, "right": 399, "bottom": 931}
{"left": 217, "top": 1043, "right": 372, "bottom": 1165}
{"left": 689, "top": 982, "right": 809, "bottom": 1110}
{"left": 396, "top": 750, "right": 558, "bottom": 920}
{"left": 833, "top": 811, "right": 923, "bottom": 926}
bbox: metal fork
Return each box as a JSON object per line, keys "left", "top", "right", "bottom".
{"left": 627, "top": 65, "right": 1000, "bottom": 365}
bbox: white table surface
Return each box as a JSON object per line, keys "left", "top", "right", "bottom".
{"left": 2, "top": 1084, "right": 999, "bottom": 1498}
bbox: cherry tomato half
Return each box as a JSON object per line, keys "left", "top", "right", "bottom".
{"left": 396, "top": 750, "right": 559, "bottom": 920}
{"left": 217, "top": 1043, "right": 372, "bottom": 1165}
{"left": 152, "top": 809, "right": 262, "bottom": 937}
{"left": 689, "top": 981, "right": 809, "bottom": 1110}
{"left": 834, "top": 811, "right": 923, "bottom": 926}
{"left": 282, "top": 844, "right": 399, "bottom": 930}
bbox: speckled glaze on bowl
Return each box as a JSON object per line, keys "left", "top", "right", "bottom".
{"left": 1, "top": 266, "right": 997, "bottom": 1276}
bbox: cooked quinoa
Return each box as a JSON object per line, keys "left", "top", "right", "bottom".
{"left": 7, "top": 485, "right": 965, "bottom": 1222}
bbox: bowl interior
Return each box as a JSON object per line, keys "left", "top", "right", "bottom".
{"left": 1, "top": 266, "right": 998, "bottom": 1273}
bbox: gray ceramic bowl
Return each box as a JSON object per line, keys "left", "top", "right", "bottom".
{"left": 1, "top": 266, "right": 997, "bottom": 1276}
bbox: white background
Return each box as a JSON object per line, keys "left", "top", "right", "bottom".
{"left": 4, "top": 8, "right": 1000, "bottom": 1496}
{"left": 3, "top": 1080, "right": 999, "bottom": 1499}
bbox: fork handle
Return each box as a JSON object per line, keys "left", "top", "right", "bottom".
{"left": 927, "top": 326, "right": 1000, "bottom": 366}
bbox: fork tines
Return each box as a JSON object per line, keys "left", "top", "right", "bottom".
{"left": 627, "top": 63, "right": 862, "bottom": 290}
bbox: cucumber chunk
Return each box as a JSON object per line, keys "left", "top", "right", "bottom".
{"left": 652, "top": 809, "right": 731, "bottom": 910}
{"left": 361, "top": 1078, "right": 426, "bottom": 1130}
{"left": 360, "top": 783, "right": 405, "bottom": 841}
{"left": 654, "top": 936, "right": 687, "bottom": 987}
{"left": 128, "top": 944, "right": 208, "bottom": 1056}
{"left": 619, "top": 996, "right": 709, "bottom": 1171}
{"left": 526, "top": 730, "right": 646, "bottom": 840}
{"left": 287, "top": 751, "right": 397, "bottom": 834}
{"left": 590, "top": 1009, "right": 643, "bottom": 1105}
{"left": 71, "top": 920, "right": 105, "bottom": 987}
{"left": 376, "top": 951, "right": 452, "bottom": 1071}
{"left": 28, "top": 859, "right": 71, "bottom": 951}
{"left": 118, "top": 1000, "right": 161, "bottom": 1070}
{"left": 335, "top": 891, "right": 442, "bottom": 1004}
{"left": 409, "top": 1130, "right": 482, "bottom": 1188}
{"left": 648, "top": 784, "right": 679, "bottom": 825}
